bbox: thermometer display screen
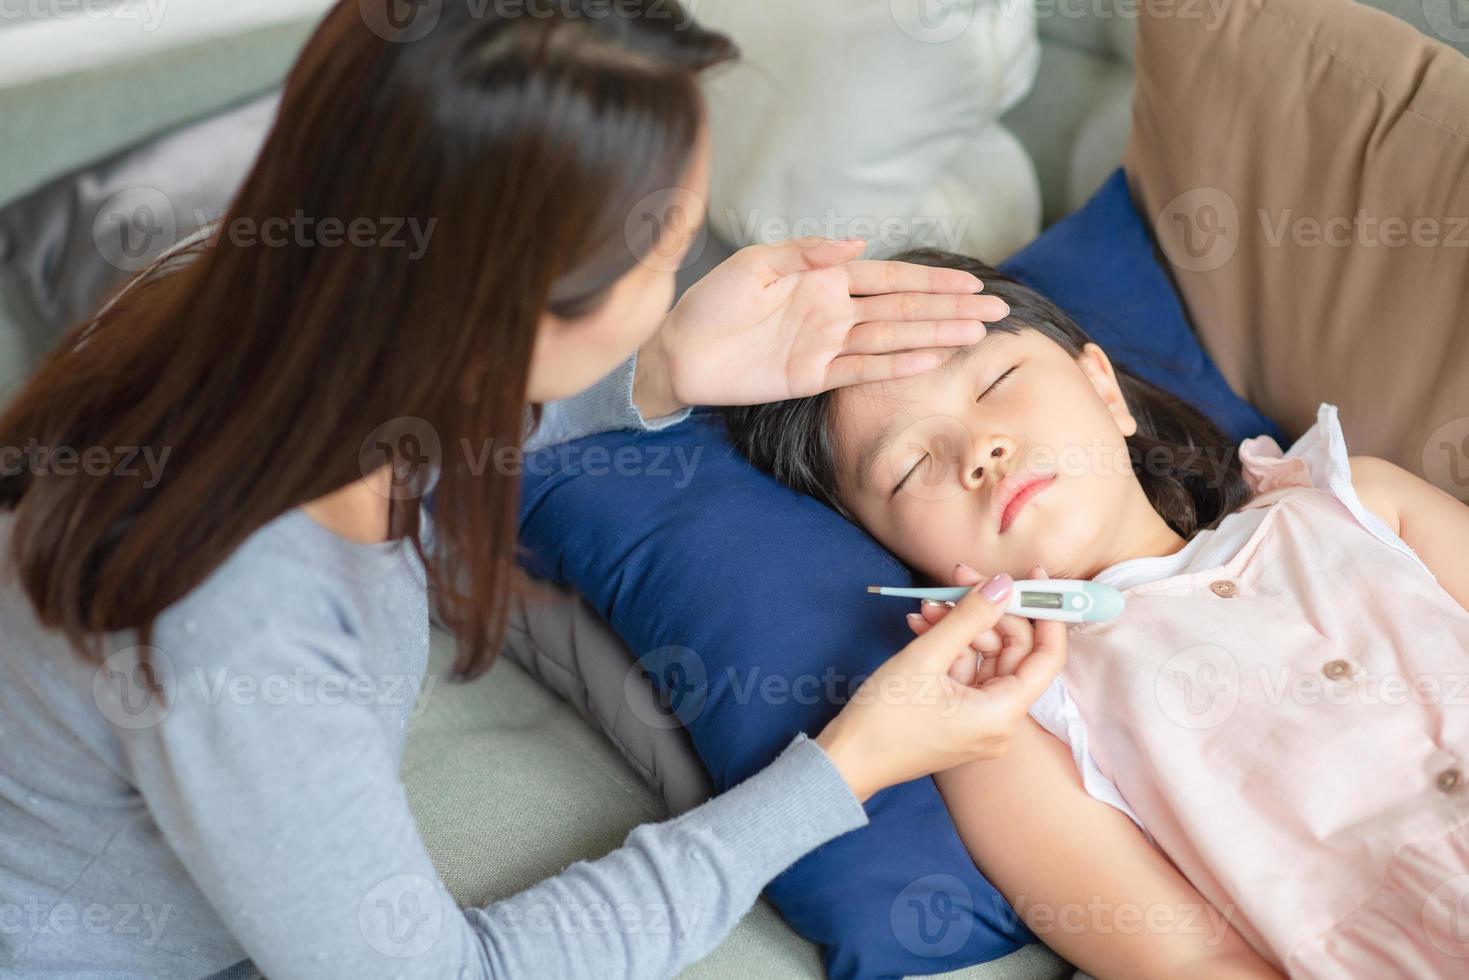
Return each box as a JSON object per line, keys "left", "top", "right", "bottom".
{"left": 1019, "top": 591, "right": 1064, "bottom": 610}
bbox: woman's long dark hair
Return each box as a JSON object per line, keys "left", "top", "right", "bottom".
{"left": 725, "top": 248, "right": 1251, "bottom": 541}
{"left": 0, "top": 0, "right": 735, "bottom": 679}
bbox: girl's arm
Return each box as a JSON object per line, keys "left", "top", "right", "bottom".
{"left": 935, "top": 717, "right": 1280, "bottom": 980}
{"left": 1350, "top": 455, "right": 1469, "bottom": 612}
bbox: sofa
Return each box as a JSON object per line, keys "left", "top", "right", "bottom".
{"left": 2, "top": 2, "right": 1465, "bottom": 978}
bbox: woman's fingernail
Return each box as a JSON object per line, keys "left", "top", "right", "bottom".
{"left": 979, "top": 573, "right": 1013, "bottom": 603}
{"left": 906, "top": 613, "right": 924, "bottom": 629}
{"left": 921, "top": 599, "right": 943, "bottom": 610}
{"left": 1033, "top": 565, "right": 1050, "bottom": 580}
{"left": 955, "top": 562, "right": 978, "bottom": 578}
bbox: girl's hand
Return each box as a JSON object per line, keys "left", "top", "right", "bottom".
{"left": 908, "top": 564, "right": 1060, "bottom": 688}
{"left": 634, "top": 238, "right": 1010, "bottom": 416}
{"left": 815, "top": 572, "right": 1068, "bottom": 803}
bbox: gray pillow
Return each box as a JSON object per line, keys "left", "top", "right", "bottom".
{"left": 499, "top": 574, "right": 715, "bottom": 814}
{"left": 0, "top": 92, "right": 278, "bottom": 392}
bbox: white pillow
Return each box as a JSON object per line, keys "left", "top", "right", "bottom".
{"left": 695, "top": 0, "right": 1041, "bottom": 262}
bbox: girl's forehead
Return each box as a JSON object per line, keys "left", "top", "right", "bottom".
{"left": 832, "top": 328, "right": 1060, "bottom": 476}
{"left": 839, "top": 328, "right": 1033, "bottom": 409}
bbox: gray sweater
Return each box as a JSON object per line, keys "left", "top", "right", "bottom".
{"left": 0, "top": 355, "right": 869, "bottom": 979}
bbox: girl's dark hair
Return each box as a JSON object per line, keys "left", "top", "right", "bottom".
{"left": 0, "top": 0, "right": 735, "bottom": 679}
{"left": 724, "top": 248, "right": 1251, "bottom": 541}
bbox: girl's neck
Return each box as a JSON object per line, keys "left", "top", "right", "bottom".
{"left": 1133, "top": 513, "right": 1190, "bottom": 562}
{"left": 1089, "top": 497, "right": 1190, "bottom": 576}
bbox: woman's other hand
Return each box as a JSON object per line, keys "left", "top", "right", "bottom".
{"left": 815, "top": 569, "right": 1067, "bottom": 803}
{"left": 910, "top": 563, "right": 1060, "bottom": 688}
{"left": 634, "top": 237, "right": 1011, "bottom": 416}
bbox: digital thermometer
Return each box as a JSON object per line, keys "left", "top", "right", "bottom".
{"left": 866, "top": 579, "right": 1125, "bottom": 624}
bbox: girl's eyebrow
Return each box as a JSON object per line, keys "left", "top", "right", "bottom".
{"left": 850, "top": 334, "right": 1001, "bottom": 491}
{"left": 853, "top": 416, "right": 904, "bottom": 492}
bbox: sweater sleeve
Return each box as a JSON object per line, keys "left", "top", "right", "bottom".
{"left": 118, "top": 624, "right": 866, "bottom": 980}
{"left": 471, "top": 734, "right": 868, "bottom": 976}
{"left": 525, "top": 352, "right": 692, "bottom": 453}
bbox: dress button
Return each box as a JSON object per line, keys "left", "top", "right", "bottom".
{"left": 1322, "top": 660, "right": 1352, "bottom": 680}
{"left": 1437, "top": 768, "right": 1463, "bottom": 793}
{"left": 1209, "top": 580, "right": 1238, "bottom": 598}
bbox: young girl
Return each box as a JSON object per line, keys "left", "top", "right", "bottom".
{"left": 726, "top": 249, "right": 1469, "bottom": 979}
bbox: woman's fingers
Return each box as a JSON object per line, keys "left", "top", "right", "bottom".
{"left": 823, "top": 351, "right": 943, "bottom": 388}
{"left": 952, "top": 562, "right": 984, "bottom": 587}
{"left": 962, "top": 565, "right": 1068, "bottom": 707}
{"left": 1010, "top": 564, "right": 1064, "bottom": 696}
{"left": 974, "top": 630, "right": 1003, "bottom": 655}
{"left": 906, "top": 574, "right": 1014, "bottom": 675}
{"left": 919, "top": 600, "right": 948, "bottom": 626}
{"left": 947, "top": 650, "right": 980, "bottom": 686}
{"left": 843, "top": 319, "right": 986, "bottom": 356}
{"left": 993, "top": 614, "right": 1035, "bottom": 677}
{"left": 909, "top": 605, "right": 1002, "bottom": 660}
{"left": 843, "top": 259, "right": 986, "bottom": 298}
{"left": 911, "top": 613, "right": 989, "bottom": 685}
{"left": 854, "top": 291, "right": 1010, "bottom": 326}
{"left": 908, "top": 563, "right": 999, "bottom": 659}
{"left": 994, "top": 580, "right": 1067, "bottom": 703}
{"left": 1006, "top": 618, "right": 1067, "bottom": 704}
{"left": 738, "top": 236, "right": 866, "bottom": 284}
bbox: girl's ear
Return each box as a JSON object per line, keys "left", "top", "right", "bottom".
{"left": 1078, "top": 343, "right": 1138, "bottom": 438}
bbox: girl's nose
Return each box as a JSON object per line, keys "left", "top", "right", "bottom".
{"left": 965, "top": 442, "right": 1010, "bottom": 487}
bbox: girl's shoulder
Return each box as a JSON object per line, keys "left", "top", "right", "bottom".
{"left": 1238, "top": 403, "right": 1427, "bottom": 573}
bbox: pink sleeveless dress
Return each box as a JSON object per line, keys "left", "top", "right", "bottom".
{"left": 1062, "top": 419, "right": 1469, "bottom": 976}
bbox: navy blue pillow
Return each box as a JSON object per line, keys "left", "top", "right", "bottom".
{"left": 518, "top": 167, "right": 1280, "bottom": 979}
{"left": 521, "top": 416, "right": 1034, "bottom": 978}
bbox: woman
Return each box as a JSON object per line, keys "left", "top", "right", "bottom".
{"left": 0, "top": 3, "right": 1065, "bottom": 978}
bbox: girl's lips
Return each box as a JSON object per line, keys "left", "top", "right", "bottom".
{"left": 998, "top": 474, "right": 1056, "bottom": 533}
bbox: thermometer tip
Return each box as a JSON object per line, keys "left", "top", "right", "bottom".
{"left": 866, "top": 586, "right": 882, "bottom": 594}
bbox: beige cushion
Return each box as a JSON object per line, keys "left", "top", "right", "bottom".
{"left": 694, "top": 0, "right": 1043, "bottom": 261}
{"left": 1124, "top": 0, "right": 1469, "bottom": 499}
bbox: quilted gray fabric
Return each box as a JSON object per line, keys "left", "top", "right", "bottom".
{"left": 501, "top": 573, "right": 718, "bottom": 814}
{"left": 0, "top": 92, "right": 277, "bottom": 389}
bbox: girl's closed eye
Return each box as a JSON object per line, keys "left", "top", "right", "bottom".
{"left": 893, "top": 451, "right": 929, "bottom": 497}
{"left": 978, "top": 365, "right": 1017, "bottom": 401}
